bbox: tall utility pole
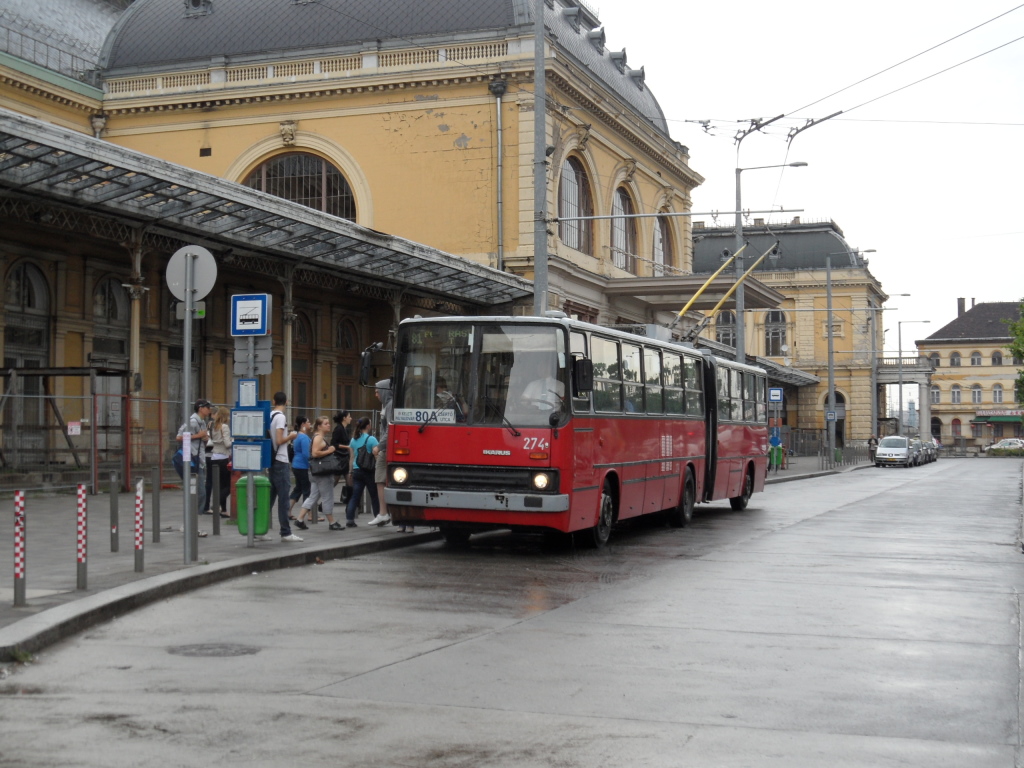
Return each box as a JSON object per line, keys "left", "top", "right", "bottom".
{"left": 532, "top": 0, "right": 548, "bottom": 316}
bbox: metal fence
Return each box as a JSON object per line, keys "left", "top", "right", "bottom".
{"left": 0, "top": 391, "right": 381, "bottom": 494}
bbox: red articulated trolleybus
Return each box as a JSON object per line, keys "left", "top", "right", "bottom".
{"left": 369, "top": 314, "right": 769, "bottom": 547}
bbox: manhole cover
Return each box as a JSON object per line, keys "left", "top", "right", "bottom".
{"left": 167, "top": 643, "right": 261, "bottom": 658}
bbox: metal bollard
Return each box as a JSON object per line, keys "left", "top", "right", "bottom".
{"left": 134, "top": 477, "right": 144, "bottom": 573}
{"left": 151, "top": 465, "right": 161, "bottom": 544}
{"left": 109, "top": 471, "right": 119, "bottom": 553}
{"left": 211, "top": 465, "right": 220, "bottom": 536}
{"left": 13, "top": 490, "right": 26, "bottom": 607}
{"left": 76, "top": 484, "right": 87, "bottom": 590}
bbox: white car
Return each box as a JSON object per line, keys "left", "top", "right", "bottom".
{"left": 984, "top": 438, "right": 1024, "bottom": 452}
{"left": 876, "top": 436, "right": 912, "bottom": 468}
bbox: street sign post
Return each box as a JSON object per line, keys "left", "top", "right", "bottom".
{"left": 826, "top": 411, "right": 837, "bottom": 422}
{"left": 230, "top": 294, "right": 271, "bottom": 336}
{"left": 166, "top": 245, "right": 217, "bottom": 565}
{"left": 768, "top": 387, "right": 783, "bottom": 403}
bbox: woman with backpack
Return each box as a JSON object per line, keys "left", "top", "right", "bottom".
{"left": 288, "top": 417, "right": 311, "bottom": 522}
{"left": 345, "top": 416, "right": 380, "bottom": 527}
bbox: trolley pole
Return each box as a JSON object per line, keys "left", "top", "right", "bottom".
{"left": 247, "top": 335, "right": 255, "bottom": 549}
{"left": 76, "top": 484, "right": 87, "bottom": 590}
{"left": 134, "top": 477, "right": 145, "bottom": 573}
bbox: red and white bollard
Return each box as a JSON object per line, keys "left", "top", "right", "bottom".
{"left": 134, "top": 477, "right": 144, "bottom": 573}
{"left": 13, "top": 490, "right": 26, "bottom": 607}
{"left": 76, "top": 484, "right": 87, "bottom": 590}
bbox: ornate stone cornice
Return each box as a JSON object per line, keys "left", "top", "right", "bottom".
{"left": 0, "top": 72, "right": 100, "bottom": 114}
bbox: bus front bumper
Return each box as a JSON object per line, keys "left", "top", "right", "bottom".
{"left": 385, "top": 488, "right": 569, "bottom": 513}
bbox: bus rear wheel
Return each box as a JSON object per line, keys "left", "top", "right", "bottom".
{"left": 729, "top": 466, "right": 754, "bottom": 511}
{"left": 441, "top": 528, "right": 471, "bottom": 546}
{"left": 667, "top": 469, "right": 696, "bottom": 528}
{"left": 576, "top": 486, "right": 614, "bottom": 548}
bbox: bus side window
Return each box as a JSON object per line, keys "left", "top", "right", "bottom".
{"left": 570, "top": 331, "right": 591, "bottom": 413}
{"left": 743, "top": 372, "right": 756, "bottom": 422}
{"left": 731, "top": 369, "right": 744, "bottom": 422}
{"left": 684, "top": 357, "right": 704, "bottom": 417}
{"left": 622, "top": 343, "right": 642, "bottom": 413}
{"left": 592, "top": 336, "right": 621, "bottom": 412}
{"left": 644, "top": 348, "right": 663, "bottom": 413}
{"left": 663, "top": 353, "right": 684, "bottom": 415}
{"left": 717, "top": 367, "right": 731, "bottom": 421}
{"left": 756, "top": 376, "right": 767, "bottom": 422}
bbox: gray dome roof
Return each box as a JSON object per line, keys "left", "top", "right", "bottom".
{"left": 98, "top": 0, "right": 670, "bottom": 135}
{"left": 1, "top": 0, "right": 128, "bottom": 74}
{"left": 692, "top": 220, "right": 864, "bottom": 273}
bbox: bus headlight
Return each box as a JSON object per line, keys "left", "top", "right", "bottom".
{"left": 532, "top": 472, "right": 551, "bottom": 490}
{"left": 391, "top": 467, "right": 409, "bottom": 484}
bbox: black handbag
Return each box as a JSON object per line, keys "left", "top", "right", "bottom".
{"left": 310, "top": 452, "right": 343, "bottom": 476}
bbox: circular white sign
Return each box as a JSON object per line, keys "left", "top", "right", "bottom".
{"left": 166, "top": 245, "right": 218, "bottom": 302}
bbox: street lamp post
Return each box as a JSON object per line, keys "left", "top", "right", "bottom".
{"left": 733, "top": 161, "right": 807, "bottom": 362}
{"left": 897, "top": 319, "right": 930, "bottom": 435}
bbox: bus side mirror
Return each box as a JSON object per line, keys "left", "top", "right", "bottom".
{"left": 360, "top": 343, "right": 393, "bottom": 386}
{"left": 572, "top": 358, "right": 593, "bottom": 395}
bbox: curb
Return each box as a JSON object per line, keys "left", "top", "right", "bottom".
{"left": 766, "top": 463, "right": 872, "bottom": 485}
{"left": 0, "top": 529, "right": 441, "bottom": 662}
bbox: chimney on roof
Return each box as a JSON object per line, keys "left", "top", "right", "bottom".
{"left": 971, "top": 298, "right": 976, "bottom": 308}
{"left": 791, "top": 216, "right": 801, "bottom": 225}
{"left": 957, "top": 297, "right": 965, "bottom": 317}
{"left": 753, "top": 218, "right": 764, "bottom": 226}
{"left": 693, "top": 221, "right": 704, "bottom": 229}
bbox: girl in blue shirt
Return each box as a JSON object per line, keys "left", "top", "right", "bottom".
{"left": 345, "top": 417, "right": 380, "bottom": 525}
{"left": 288, "top": 417, "right": 312, "bottom": 521}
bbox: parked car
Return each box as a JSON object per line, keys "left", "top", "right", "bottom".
{"left": 909, "top": 438, "right": 924, "bottom": 466}
{"left": 984, "top": 438, "right": 1024, "bottom": 452}
{"left": 920, "top": 441, "right": 938, "bottom": 463}
{"left": 876, "top": 436, "right": 912, "bottom": 468}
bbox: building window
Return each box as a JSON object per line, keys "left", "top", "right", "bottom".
{"left": 929, "top": 352, "right": 940, "bottom": 368}
{"left": 652, "top": 214, "right": 672, "bottom": 276}
{"left": 716, "top": 310, "right": 736, "bottom": 348}
{"left": 994, "top": 383, "right": 1003, "bottom": 404}
{"left": 764, "top": 311, "right": 787, "bottom": 356}
{"left": 993, "top": 351, "right": 1003, "bottom": 366}
{"left": 611, "top": 187, "right": 637, "bottom": 274}
{"left": 1014, "top": 356, "right": 1024, "bottom": 366}
{"left": 971, "top": 421, "right": 983, "bottom": 438}
{"left": 970, "top": 351, "right": 982, "bottom": 366}
{"left": 336, "top": 319, "right": 357, "bottom": 349}
{"left": 243, "top": 152, "right": 356, "bottom": 220}
{"left": 557, "top": 156, "right": 593, "bottom": 255}
{"left": 971, "top": 384, "right": 982, "bottom": 404}
{"left": 93, "top": 277, "right": 129, "bottom": 325}
{"left": 930, "top": 385, "right": 940, "bottom": 404}
{"left": 5, "top": 262, "right": 48, "bottom": 313}
{"left": 950, "top": 352, "right": 961, "bottom": 367}
{"left": 952, "top": 418, "right": 962, "bottom": 437}
{"left": 293, "top": 313, "right": 311, "bottom": 345}
{"left": 993, "top": 424, "right": 1004, "bottom": 438}
{"left": 951, "top": 384, "right": 961, "bottom": 404}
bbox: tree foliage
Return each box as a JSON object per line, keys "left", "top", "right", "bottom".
{"left": 1008, "top": 299, "right": 1024, "bottom": 406}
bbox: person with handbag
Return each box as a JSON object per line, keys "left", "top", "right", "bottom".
{"left": 201, "top": 406, "right": 232, "bottom": 517}
{"left": 331, "top": 410, "right": 353, "bottom": 504}
{"left": 346, "top": 416, "right": 380, "bottom": 527}
{"left": 298, "top": 416, "right": 345, "bottom": 531}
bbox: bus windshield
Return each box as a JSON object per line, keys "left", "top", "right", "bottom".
{"left": 393, "top": 322, "right": 567, "bottom": 428}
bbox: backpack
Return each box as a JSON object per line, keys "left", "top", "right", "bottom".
{"left": 355, "top": 443, "right": 376, "bottom": 472}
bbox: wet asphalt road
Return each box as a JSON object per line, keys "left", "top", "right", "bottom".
{"left": 1, "top": 458, "right": 1022, "bottom": 767}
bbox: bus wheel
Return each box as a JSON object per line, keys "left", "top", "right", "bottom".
{"left": 668, "top": 469, "right": 696, "bottom": 528}
{"left": 729, "top": 466, "right": 754, "bottom": 511}
{"left": 441, "top": 528, "right": 470, "bottom": 546}
{"left": 577, "top": 487, "right": 614, "bottom": 548}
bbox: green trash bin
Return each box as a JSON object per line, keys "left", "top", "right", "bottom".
{"left": 235, "top": 474, "right": 271, "bottom": 536}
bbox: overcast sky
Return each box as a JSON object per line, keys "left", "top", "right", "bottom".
{"left": 598, "top": 0, "right": 1024, "bottom": 352}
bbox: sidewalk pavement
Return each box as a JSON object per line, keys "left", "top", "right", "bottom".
{"left": 0, "top": 457, "right": 867, "bottom": 661}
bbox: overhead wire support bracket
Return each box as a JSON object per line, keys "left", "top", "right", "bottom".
{"left": 788, "top": 110, "right": 843, "bottom": 145}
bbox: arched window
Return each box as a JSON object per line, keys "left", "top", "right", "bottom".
{"left": 951, "top": 384, "right": 961, "bottom": 404}
{"left": 992, "top": 351, "right": 1003, "bottom": 366}
{"left": 652, "top": 214, "right": 672, "bottom": 277}
{"left": 951, "top": 418, "right": 962, "bottom": 437}
{"left": 994, "top": 383, "right": 1004, "bottom": 404}
{"left": 971, "top": 384, "right": 983, "bottom": 404}
{"left": 294, "top": 313, "right": 311, "bottom": 345}
{"left": 970, "top": 351, "right": 982, "bottom": 366}
{"left": 5, "top": 261, "right": 48, "bottom": 314}
{"left": 930, "top": 385, "right": 940, "bottom": 404}
{"left": 243, "top": 152, "right": 356, "bottom": 220}
{"left": 336, "top": 319, "right": 357, "bottom": 350}
{"left": 93, "top": 277, "right": 129, "bottom": 325}
{"left": 611, "top": 187, "right": 637, "bottom": 274}
{"left": 950, "top": 352, "right": 962, "bottom": 367}
{"left": 930, "top": 416, "right": 941, "bottom": 439}
{"left": 764, "top": 311, "right": 787, "bottom": 356}
{"left": 929, "top": 352, "right": 940, "bottom": 368}
{"left": 557, "top": 157, "right": 593, "bottom": 255}
{"left": 716, "top": 310, "right": 736, "bottom": 348}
